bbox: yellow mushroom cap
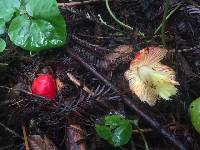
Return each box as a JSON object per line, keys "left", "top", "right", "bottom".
{"left": 124, "top": 46, "right": 179, "bottom": 106}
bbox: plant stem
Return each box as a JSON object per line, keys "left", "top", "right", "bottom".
{"left": 161, "top": 0, "right": 170, "bottom": 48}
{"left": 154, "top": 2, "right": 182, "bottom": 34}
{"left": 105, "top": 0, "right": 133, "bottom": 31}
{"left": 130, "top": 120, "right": 149, "bottom": 150}
{"left": 137, "top": 127, "right": 149, "bottom": 150}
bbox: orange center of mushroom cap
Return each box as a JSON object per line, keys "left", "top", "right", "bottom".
{"left": 134, "top": 51, "right": 143, "bottom": 61}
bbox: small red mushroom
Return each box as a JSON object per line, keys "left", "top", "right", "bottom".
{"left": 31, "top": 74, "right": 57, "bottom": 100}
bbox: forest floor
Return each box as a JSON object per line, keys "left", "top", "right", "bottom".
{"left": 0, "top": 0, "right": 200, "bottom": 150}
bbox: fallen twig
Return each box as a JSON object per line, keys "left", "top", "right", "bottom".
{"left": 22, "top": 125, "right": 30, "bottom": 150}
{"left": 0, "top": 122, "right": 22, "bottom": 139}
{"left": 67, "top": 72, "right": 93, "bottom": 94}
{"left": 58, "top": 0, "right": 100, "bottom": 7}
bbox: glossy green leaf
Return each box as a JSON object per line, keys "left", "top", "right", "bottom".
{"left": 189, "top": 97, "right": 200, "bottom": 134}
{"left": 8, "top": 0, "right": 66, "bottom": 51}
{"left": 0, "top": 0, "right": 20, "bottom": 35}
{"left": 0, "top": 38, "right": 6, "bottom": 52}
{"left": 95, "top": 125, "right": 113, "bottom": 144}
{"left": 0, "top": 0, "right": 20, "bottom": 23}
{"left": 112, "top": 121, "right": 132, "bottom": 147}
{"left": 105, "top": 115, "right": 125, "bottom": 129}
{"left": 25, "top": 0, "right": 62, "bottom": 24}
{"left": 96, "top": 115, "right": 133, "bottom": 147}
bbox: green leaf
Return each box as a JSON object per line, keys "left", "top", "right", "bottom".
{"left": 25, "top": 0, "right": 62, "bottom": 24}
{"left": 0, "top": 18, "right": 6, "bottom": 35}
{"left": 8, "top": 0, "right": 66, "bottom": 51}
{"left": 95, "top": 125, "right": 113, "bottom": 144}
{"left": 0, "top": 0, "right": 20, "bottom": 23}
{"left": 0, "top": 38, "right": 6, "bottom": 52}
{"left": 112, "top": 121, "right": 132, "bottom": 147}
{"left": 0, "top": 0, "right": 20, "bottom": 35}
{"left": 105, "top": 115, "right": 125, "bottom": 129}
{"left": 96, "top": 115, "right": 133, "bottom": 147}
{"left": 189, "top": 97, "right": 200, "bottom": 134}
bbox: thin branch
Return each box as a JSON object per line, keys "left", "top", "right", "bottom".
{"left": 66, "top": 49, "right": 187, "bottom": 150}
{"left": 0, "top": 122, "right": 23, "bottom": 139}
{"left": 22, "top": 125, "right": 30, "bottom": 150}
{"left": 58, "top": 0, "right": 100, "bottom": 7}
{"left": 0, "top": 145, "right": 14, "bottom": 150}
{"left": 0, "top": 86, "right": 50, "bottom": 101}
{"left": 67, "top": 72, "right": 93, "bottom": 94}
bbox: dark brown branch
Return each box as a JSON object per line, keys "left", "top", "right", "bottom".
{"left": 66, "top": 49, "right": 187, "bottom": 150}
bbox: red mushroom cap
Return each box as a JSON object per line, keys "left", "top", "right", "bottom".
{"left": 134, "top": 51, "right": 142, "bottom": 61}
{"left": 31, "top": 74, "right": 57, "bottom": 100}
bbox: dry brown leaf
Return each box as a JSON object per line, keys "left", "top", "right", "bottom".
{"left": 101, "top": 45, "right": 133, "bottom": 70}
{"left": 66, "top": 125, "right": 87, "bottom": 150}
{"left": 29, "top": 135, "right": 58, "bottom": 150}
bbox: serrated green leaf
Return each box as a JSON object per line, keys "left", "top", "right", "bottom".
{"left": 0, "top": 38, "right": 6, "bottom": 52}
{"left": 8, "top": 0, "right": 66, "bottom": 52}
{"left": 0, "top": 0, "right": 20, "bottom": 23}
{"left": 112, "top": 121, "right": 132, "bottom": 147}
{"left": 95, "top": 125, "right": 113, "bottom": 144}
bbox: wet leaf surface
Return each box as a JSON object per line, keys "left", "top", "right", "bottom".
{"left": 8, "top": 0, "right": 66, "bottom": 51}
{"left": 0, "top": 0, "right": 20, "bottom": 23}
